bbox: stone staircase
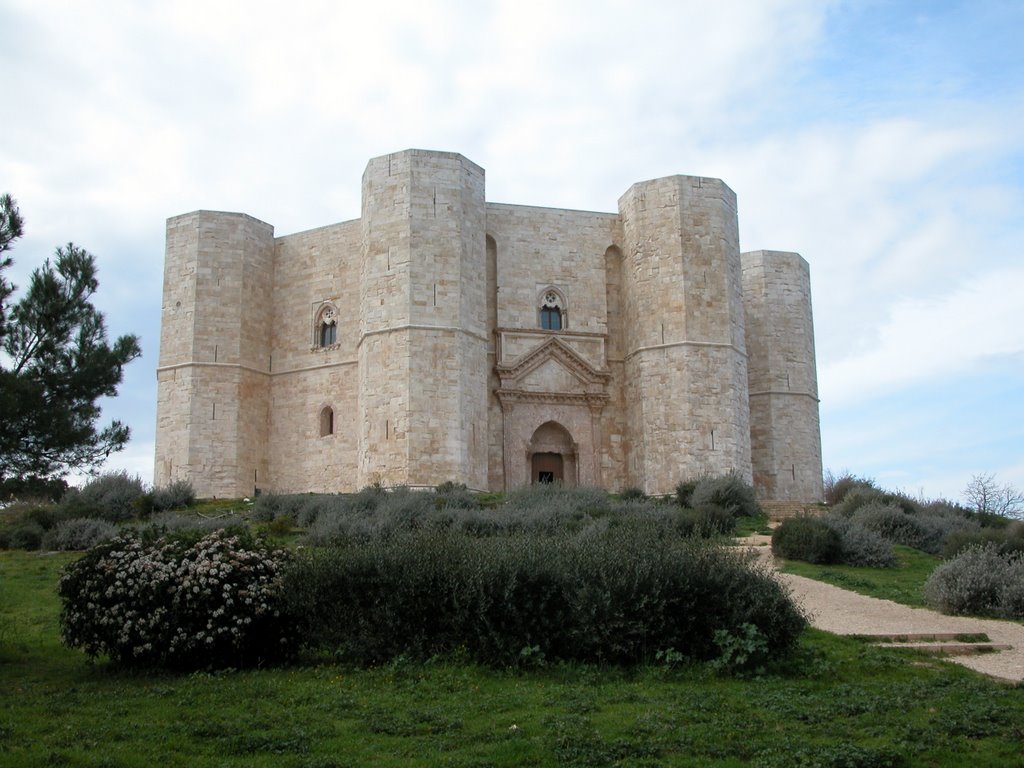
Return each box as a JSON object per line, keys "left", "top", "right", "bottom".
{"left": 760, "top": 501, "right": 825, "bottom": 521}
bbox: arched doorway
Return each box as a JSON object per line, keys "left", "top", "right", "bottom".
{"left": 528, "top": 421, "right": 576, "bottom": 486}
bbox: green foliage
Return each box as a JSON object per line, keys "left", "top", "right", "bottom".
{"left": 618, "top": 486, "right": 647, "bottom": 501}
{"left": 942, "top": 522, "right": 1024, "bottom": 559}
{"left": 59, "top": 470, "right": 146, "bottom": 521}
{"left": 674, "top": 477, "right": 701, "bottom": 507}
{"left": 41, "top": 517, "right": 118, "bottom": 551}
{"left": 284, "top": 525, "right": 806, "bottom": 667}
{"left": 690, "top": 472, "right": 762, "bottom": 518}
{"left": 673, "top": 503, "right": 735, "bottom": 537}
{"left": 710, "top": 623, "right": 769, "bottom": 673}
{"left": 772, "top": 515, "right": 842, "bottom": 564}
{"left": 923, "top": 544, "right": 1024, "bottom": 619}
{"left": 0, "top": 519, "right": 45, "bottom": 550}
{"left": 850, "top": 501, "right": 975, "bottom": 555}
{"left": 0, "top": 197, "right": 141, "bottom": 484}
{"left": 5, "top": 549, "right": 1024, "bottom": 767}
{"left": 58, "top": 528, "right": 298, "bottom": 669}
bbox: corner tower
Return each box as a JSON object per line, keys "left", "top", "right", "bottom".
{"left": 154, "top": 211, "right": 273, "bottom": 498}
{"left": 357, "top": 150, "right": 489, "bottom": 488}
{"left": 742, "top": 250, "right": 823, "bottom": 502}
{"left": 618, "top": 176, "right": 752, "bottom": 494}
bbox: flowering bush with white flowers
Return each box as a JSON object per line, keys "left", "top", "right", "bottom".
{"left": 58, "top": 528, "right": 297, "bottom": 669}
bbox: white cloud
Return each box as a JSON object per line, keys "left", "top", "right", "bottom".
{"left": 820, "top": 267, "right": 1024, "bottom": 405}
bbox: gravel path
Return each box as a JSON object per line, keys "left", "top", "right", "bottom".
{"left": 779, "top": 571, "right": 1024, "bottom": 682}
{"left": 741, "top": 536, "right": 1024, "bottom": 683}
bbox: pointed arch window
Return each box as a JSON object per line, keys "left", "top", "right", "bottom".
{"left": 314, "top": 303, "right": 339, "bottom": 348}
{"left": 538, "top": 289, "right": 565, "bottom": 330}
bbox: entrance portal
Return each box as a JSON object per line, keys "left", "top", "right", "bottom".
{"left": 532, "top": 452, "right": 564, "bottom": 484}
{"left": 526, "top": 421, "right": 576, "bottom": 487}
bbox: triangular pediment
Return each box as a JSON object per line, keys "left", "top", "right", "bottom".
{"left": 496, "top": 336, "right": 610, "bottom": 394}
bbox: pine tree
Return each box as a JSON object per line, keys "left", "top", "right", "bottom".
{"left": 0, "top": 194, "right": 141, "bottom": 489}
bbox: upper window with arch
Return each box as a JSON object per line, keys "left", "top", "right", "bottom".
{"left": 539, "top": 288, "right": 565, "bottom": 331}
{"left": 314, "top": 303, "right": 339, "bottom": 348}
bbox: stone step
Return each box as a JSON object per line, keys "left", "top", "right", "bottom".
{"left": 857, "top": 632, "right": 991, "bottom": 643}
{"left": 853, "top": 632, "right": 1011, "bottom": 656}
{"left": 871, "top": 642, "right": 1012, "bottom": 656}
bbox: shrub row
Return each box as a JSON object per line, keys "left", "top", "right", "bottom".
{"left": 771, "top": 514, "right": 898, "bottom": 568}
{"left": 283, "top": 523, "right": 805, "bottom": 668}
{"left": 248, "top": 484, "right": 743, "bottom": 546}
{"left": 0, "top": 473, "right": 199, "bottom": 550}
{"left": 58, "top": 528, "right": 297, "bottom": 669}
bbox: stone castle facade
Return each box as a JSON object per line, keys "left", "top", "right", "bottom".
{"left": 155, "top": 149, "right": 823, "bottom": 501}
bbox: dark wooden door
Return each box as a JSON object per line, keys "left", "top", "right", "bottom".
{"left": 532, "top": 452, "right": 564, "bottom": 484}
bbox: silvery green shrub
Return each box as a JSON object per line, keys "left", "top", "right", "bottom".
{"left": 59, "top": 528, "right": 297, "bottom": 669}
{"left": 689, "top": 473, "right": 761, "bottom": 518}
{"left": 151, "top": 479, "right": 195, "bottom": 511}
{"left": 923, "top": 544, "right": 1024, "bottom": 619}
{"left": 42, "top": 518, "right": 118, "bottom": 551}
{"left": 822, "top": 514, "right": 897, "bottom": 568}
{"left": 771, "top": 515, "right": 841, "bottom": 564}
{"left": 60, "top": 471, "right": 146, "bottom": 522}
{"left": 142, "top": 511, "right": 246, "bottom": 534}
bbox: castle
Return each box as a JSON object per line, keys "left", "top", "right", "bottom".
{"left": 155, "top": 149, "right": 823, "bottom": 502}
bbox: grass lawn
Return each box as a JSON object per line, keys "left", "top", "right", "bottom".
{"left": 3, "top": 549, "right": 1024, "bottom": 767}
{"left": 778, "top": 545, "right": 942, "bottom": 608}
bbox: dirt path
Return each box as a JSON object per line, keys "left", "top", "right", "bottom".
{"left": 741, "top": 535, "right": 1024, "bottom": 683}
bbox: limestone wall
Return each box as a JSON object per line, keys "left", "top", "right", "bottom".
{"left": 154, "top": 211, "right": 274, "bottom": 498}
{"left": 154, "top": 151, "right": 821, "bottom": 502}
{"left": 742, "top": 250, "right": 823, "bottom": 502}
{"left": 359, "top": 150, "right": 489, "bottom": 489}
{"left": 618, "top": 176, "right": 752, "bottom": 494}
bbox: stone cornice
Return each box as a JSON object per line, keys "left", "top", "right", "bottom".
{"left": 496, "top": 389, "right": 610, "bottom": 407}
{"left": 624, "top": 339, "right": 747, "bottom": 361}
{"left": 748, "top": 389, "right": 820, "bottom": 402}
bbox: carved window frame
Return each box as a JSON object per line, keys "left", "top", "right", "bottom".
{"left": 538, "top": 286, "right": 567, "bottom": 331}
{"left": 313, "top": 302, "right": 340, "bottom": 350}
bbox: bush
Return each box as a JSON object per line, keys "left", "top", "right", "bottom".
{"left": 674, "top": 504, "right": 735, "bottom": 538}
{"left": 42, "top": 518, "right": 118, "bottom": 551}
{"left": 60, "top": 471, "right": 146, "bottom": 522}
{"left": 821, "top": 514, "right": 897, "bottom": 568}
{"left": 152, "top": 479, "right": 196, "bottom": 511}
{"left": 58, "top": 528, "right": 297, "bottom": 669}
{"left": 771, "top": 515, "right": 841, "bottom": 564}
{"left": 690, "top": 473, "right": 761, "bottom": 518}
{"left": 141, "top": 511, "right": 248, "bottom": 535}
{"left": 830, "top": 487, "right": 886, "bottom": 518}
{"left": 942, "top": 523, "right": 1024, "bottom": 559}
{"left": 619, "top": 486, "right": 647, "bottom": 502}
{"left": 850, "top": 502, "right": 975, "bottom": 555}
{"left": 283, "top": 525, "right": 806, "bottom": 667}
{"left": 923, "top": 544, "right": 1024, "bottom": 619}
{"left": 823, "top": 470, "right": 876, "bottom": 506}
{"left": 675, "top": 478, "right": 701, "bottom": 508}
{"left": 0, "top": 520, "right": 45, "bottom": 550}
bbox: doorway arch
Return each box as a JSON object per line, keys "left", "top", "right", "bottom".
{"left": 527, "top": 421, "right": 577, "bottom": 486}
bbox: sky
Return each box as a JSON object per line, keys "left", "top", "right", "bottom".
{"left": 1, "top": 0, "right": 1022, "bottom": 503}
